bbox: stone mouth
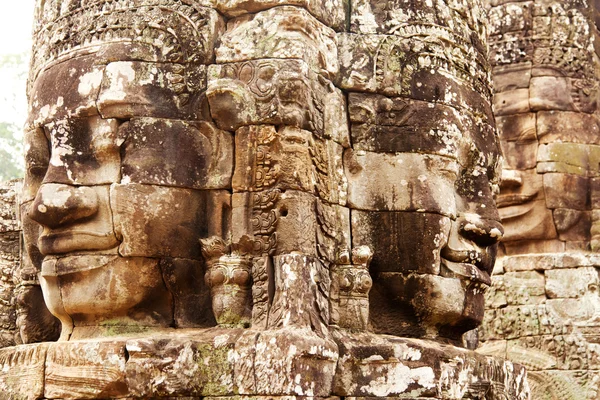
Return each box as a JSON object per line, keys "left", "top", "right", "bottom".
{"left": 496, "top": 193, "right": 537, "bottom": 209}
{"left": 440, "top": 258, "right": 492, "bottom": 288}
{"left": 38, "top": 230, "right": 118, "bottom": 255}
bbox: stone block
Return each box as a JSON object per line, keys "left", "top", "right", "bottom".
{"left": 22, "top": 127, "right": 49, "bottom": 203}
{"left": 15, "top": 285, "right": 61, "bottom": 344}
{"left": 543, "top": 173, "right": 589, "bottom": 210}
{"left": 486, "top": 305, "right": 541, "bottom": 340}
{"left": 232, "top": 126, "right": 344, "bottom": 200}
{"left": 348, "top": 93, "right": 470, "bottom": 156}
{"left": 159, "top": 258, "right": 215, "bottom": 328}
{"left": 42, "top": 255, "right": 173, "bottom": 333}
{"left": 496, "top": 113, "right": 537, "bottom": 142}
{"left": 45, "top": 340, "right": 128, "bottom": 399}
{"left": 232, "top": 190, "right": 318, "bottom": 256}
{"left": 333, "top": 331, "right": 529, "bottom": 399}
{"left": 554, "top": 209, "right": 592, "bottom": 242}
{"left": 216, "top": 7, "right": 338, "bottom": 78}
{"left": 493, "top": 89, "right": 530, "bottom": 116}
{"left": 491, "top": 271, "right": 546, "bottom": 306}
{"left": 111, "top": 184, "right": 231, "bottom": 259}
{"left": 214, "top": 0, "right": 346, "bottom": 31}
{"left": 349, "top": 0, "right": 485, "bottom": 46}
{"left": 545, "top": 298, "right": 597, "bottom": 325}
{"left": 546, "top": 267, "right": 599, "bottom": 299}
{"left": 125, "top": 330, "right": 243, "bottom": 397}
{"left": 344, "top": 150, "right": 457, "bottom": 217}
{"left": 500, "top": 140, "right": 538, "bottom": 170}
{"left": 207, "top": 60, "right": 348, "bottom": 146}
{"left": 27, "top": 55, "right": 103, "bottom": 127}
{"left": 351, "top": 210, "right": 451, "bottom": 275}
{"left": 0, "top": 343, "right": 47, "bottom": 399}
{"left": 121, "top": 119, "right": 233, "bottom": 190}
{"left": 529, "top": 76, "right": 575, "bottom": 111}
{"left": 537, "top": 110, "right": 600, "bottom": 145}
{"left": 337, "top": 33, "right": 492, "bottom": 119}
{"left": 97, "top": 62, "right": 208, "bottom": 120}
{"left": 43, "top": 117, "right": 121, "bottom": 186}
{"left": 492, "top": 63, "right": 532, "bottom": 92}
{"left": 268, "top": 254, "right": 330, "bottom": 336}
{"left": 253, "top": 328, "right": 338, "bottom": 396}
{"left": 506, "top": 337, "right": 558, "bottom": 371}
{"left": 538, "top": 142, "right": 600, "bottom": 177}
{"left": 32, "top": 184, "right": 119, "bottom": 256}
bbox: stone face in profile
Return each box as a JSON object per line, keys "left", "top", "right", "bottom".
{"left": 23, "top": 0, "right": 229, "bottom": 340}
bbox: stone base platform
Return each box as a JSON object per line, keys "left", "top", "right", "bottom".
{"left": 0, "top": 328, "right": 529, "bottom": 400}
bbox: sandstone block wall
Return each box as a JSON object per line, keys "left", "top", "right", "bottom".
{"left": 479, "top": 1, "right": 600, "bottom": 398}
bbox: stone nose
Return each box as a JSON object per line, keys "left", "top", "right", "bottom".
{"left": 499, "top": 169, "right": 523, "bottom": 190}
{"left": 457, "top": 213, "right": 504, "bottom": 247}
{"left": 29, "top": 184, "right": 99, "bottom": 229}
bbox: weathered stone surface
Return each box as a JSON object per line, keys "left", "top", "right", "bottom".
{"left": 216, "top": 7, "right": 338, "bottom": 78}
{"left": 11, "top": 0, "right": 532, "bottom": 397}
{"left": 45, "top": 340, "right": 128, "bottom": 398}
{"left": 493, "top": 88, "right": 530, "bottom": 116}
{"left": 30, "top": 2, "right": 225, "bottom": 80}
{"left": 537, "top": 111, "right": 600, "bottom": 145}
{"left": 351, "top": 210, "right": 450, "bottom": 275}
{"left": 126, "top": 330, "right": 242, "bottom": 397}
{"left": 496, "top": 113, "right": 537, "bottom": 142}
{"left": 207, "top": 60, "right": 348, "bottom": 146}
{"left": 543, "top": 173, "right": 590, "bottom": 210}
{"left": 492, "top": 63, "right": 532, "bottom": 92}
{"left": 333, "top": 331, "right": 529, "bottom": 399}
{"left": 344, "top": 150, "right": 457, "bottom": 217}
{"left": 486, "top": 271, "right": 546, "bottom": 307}
{"left": 545, "top": 267, "right": 599, "bottom": 299}
{"left": 232, "top": 126, "right": 347, "bottom": 205}
{"left": 337, "top": 33, "right": 492, "bottom": 118}
{"left": 111, "top": 184, "right": 230, "bottom": 259}
{"left": 0, "top": 343, "right": 47, "bottom": 398}
{"left": 215, "top": 0, "right": 346, "bottom": 30}
{"left": 231, "top": 190, "right": 321, "bottom": 257}
{"left": 43, "top": 117, "right": 121, "bottom": 185}
{"left": 97, "top": 62, "right": 209, "bottom": 120}
{"left": 120, "top": 118, "right": 233, "bottom": 190}
{"left": 554, "top": 209, "right": 592, "bottom": 242}
{"left": 538, "top": 143, "right": 600, "bottom": 177}
{"left": 500, "top": 140, "right": 538, "bottom": 170}
{"left": 27, "top": 55, "right": 104, "bottom": 127}
{"left": 348, "top": 93, "right": 470, "bottom": 156}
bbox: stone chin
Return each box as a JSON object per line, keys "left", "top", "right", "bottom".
{"left": 370, "top": 269, "right": 489, "bottom": 342}
{"left": 39, "top": 254, "right": 173, "bottom": 341}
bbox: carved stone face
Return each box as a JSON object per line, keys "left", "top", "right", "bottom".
{"left": 345, "top": 94, "right": 503, "bottom": 341}
{"left": 489, "top": 3, "right": 600, "bottom": 254}
{"left": 22, "top": 1, "right": 228, "bottom": 340}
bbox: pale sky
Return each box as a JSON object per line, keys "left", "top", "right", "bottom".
{"left": 0, "top": 2, "right": 35, "bottom": 55}
{"left": 0, "top": 2, "right": 34, "bottom": 128}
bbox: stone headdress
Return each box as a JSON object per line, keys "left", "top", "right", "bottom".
{"left": 29, "top": 0, "right": 221, "bottom": 87}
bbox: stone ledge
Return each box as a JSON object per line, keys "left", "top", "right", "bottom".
{"left": 0, "top": 328, "right": 529, "bottom": 399}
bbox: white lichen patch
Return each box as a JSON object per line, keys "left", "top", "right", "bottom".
{"left": 360, "top": 364, "right": 435, "bottom": 396}
{"left": 78, "top": 69, "right": 104, "bottom": 96}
